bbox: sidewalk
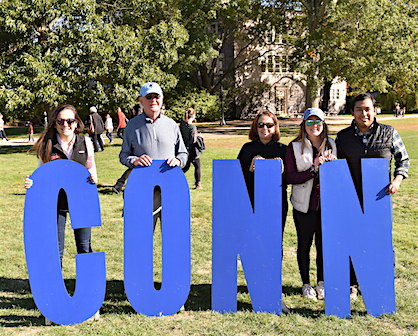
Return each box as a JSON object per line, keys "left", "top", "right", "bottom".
{"left": 198, "top": 114, "right": 418, "bottom": 133}
{"left": 1, "top": 114, "right": 416, "bottom": 145}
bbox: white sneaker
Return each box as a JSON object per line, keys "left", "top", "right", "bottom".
{"left": 315, "top": 281, "right": 324, "bottom": 300}
{"left": 302, "top": 284, "right": 317, "bottom": 300}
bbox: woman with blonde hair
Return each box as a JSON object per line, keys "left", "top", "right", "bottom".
{"left": 285, "top": 107, "right": 336, "bottom": 300}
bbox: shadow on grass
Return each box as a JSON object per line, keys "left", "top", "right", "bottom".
{"left": 0, "top": 278, "right": 367, "bottom": 325}
{"left": 0, "top": 146, "right": 33, "bottom": 155}
{"left": 97, "top": 185, "right": 118, "bottom": 195}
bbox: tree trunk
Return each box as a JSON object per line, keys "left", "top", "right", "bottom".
{"left": 320, "top": 80, "right": 332, "bottom": 112}
{"left": 305, "top": 76, "right": 321, "bottom": 108}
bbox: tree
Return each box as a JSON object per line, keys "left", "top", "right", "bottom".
{"left": 285, "top": 0, "right": 418, "bottom": 109}
{"left": 0, "top": 0, "right": 188, "bottom": 121}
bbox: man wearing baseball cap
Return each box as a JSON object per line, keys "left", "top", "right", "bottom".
{"left": 119, "top": 82, "right": 187, "bottom": 168}
{"left": 119, "top": 82, "right": 188, "bottom": 225}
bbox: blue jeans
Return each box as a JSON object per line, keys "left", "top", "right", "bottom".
{"left": 57, "top": 210, "right": 92, "bottom": 260}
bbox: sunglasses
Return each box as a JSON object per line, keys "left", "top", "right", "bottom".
{"left": 257, "top": 122, "right": 275, "bottom": 129}
{"left": 56, "top": 118, "right": 77, "bottom": 126}
{"left": 305, "top": 119, "right": 323, "bottom": 127}
{"left": 145, "top": 93, "right": 161, "bottom": 100}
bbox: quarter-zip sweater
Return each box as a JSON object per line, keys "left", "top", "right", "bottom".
{"left": 119, "top": 112, "right": 188, "bottom": 168}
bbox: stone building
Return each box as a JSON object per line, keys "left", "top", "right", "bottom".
{"left": 215, "top": 23, "right": 347, "bottom": 119}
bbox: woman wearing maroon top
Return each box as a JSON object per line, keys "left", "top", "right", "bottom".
{"left": 285, "top": 108, "right": 336, "bottom": 300}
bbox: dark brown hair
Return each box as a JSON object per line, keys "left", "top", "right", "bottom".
{"left": 184, "top": 108, "right": 196, "bottom": 121}
{"left": 34, "top": 104, "right": 84, "bottom": 163}
{"left": 249, "top": 110, "right": 281, "bottom": 141}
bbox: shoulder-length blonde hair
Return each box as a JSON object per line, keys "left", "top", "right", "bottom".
{"left": 291, "top": 119, "right": 332, "bottom": 154}
{"left": 34, "top": 104, "right": 84, "bottom": 163}
{"left": 249, "top": 110, "right": 280, "bottom": 141}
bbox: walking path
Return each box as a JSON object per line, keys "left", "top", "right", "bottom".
{"left": 1, "top": 114, "right": 416, "bottom": 146}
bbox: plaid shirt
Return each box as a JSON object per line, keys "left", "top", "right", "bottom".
{"left": 354, "top": 122, "right": 410, "bottom": 178}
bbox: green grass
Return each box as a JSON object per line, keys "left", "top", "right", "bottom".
{"left": 0, "top": 118, "right": 416, "bottom": 335}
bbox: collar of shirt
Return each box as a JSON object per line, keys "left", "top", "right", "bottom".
{"left": 145, "top": 113, "right": 162, "bottom": 124}
{"left": 56, "top": 134, "right": 76, "bottom": 159}
{"left": 353, "top": 120, "right": 376, "bottom": 145}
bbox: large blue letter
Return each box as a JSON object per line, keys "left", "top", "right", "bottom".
{"left": 124, "top": 161, "right": 191, "bottom": 316}
{"left": 212, "top": 159, "right": 282, "bottom": 313}
{"left": 24, "top": 160, "right": 106, "bottom": 325}
{"left": 320, "top": 159, "right": 395, "bottom": 317}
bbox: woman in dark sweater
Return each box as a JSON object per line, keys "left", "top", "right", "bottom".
{"left": 237, "top": 110, "right": 288, "bottom": 231}
{"left": 180, "top": 108, "right": 203, "bottom": 189}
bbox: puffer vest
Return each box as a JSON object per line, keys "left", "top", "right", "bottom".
{"left": 336, "top": 120, "right": 393, "bottom": 201}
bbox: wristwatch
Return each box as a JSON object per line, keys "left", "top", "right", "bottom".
{"left": 310, "top": 165, "right": 317, "bottom": 176}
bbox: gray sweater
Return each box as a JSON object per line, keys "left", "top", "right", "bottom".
{"left": 119, "top": 113, "right": 188, "bottom": 168}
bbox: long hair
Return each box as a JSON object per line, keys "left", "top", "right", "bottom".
{"left": 34, "top": 104, "right": 84, "bottom": 163}
{"left": 249, "top": 110, "right": 280, "bottom": 141}
{"left": 292, "top": 119, "right": 331, "bottom": 154}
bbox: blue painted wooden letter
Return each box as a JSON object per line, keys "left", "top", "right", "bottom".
{"left": 124, "top": 161, "right": 191, "bottom": 316}
{"left": 320, "top": 158, "right": 395, "bottom": 317}
{"left": 24, "top": 160, "right": 106, "bottom": 325}
{"left": 212, "top": 159, "right": 282, "bottom": 313}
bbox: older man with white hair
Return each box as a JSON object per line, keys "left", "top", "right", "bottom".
{"left": 119, "top": 82, "right": 188, "bottom": 225}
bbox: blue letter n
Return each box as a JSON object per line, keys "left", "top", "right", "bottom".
{"left": 320, "top": 158, "right": 395, "bottom": 317}
{"left": 212, "top": 159, "right": 282, "bottom": 314}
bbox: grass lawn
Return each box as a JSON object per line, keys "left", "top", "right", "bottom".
{"left": 0, "top": 118, "right": 416, "bottom": 335}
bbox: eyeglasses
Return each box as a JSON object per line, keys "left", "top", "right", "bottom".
{"left": 145, "top": 94, "right": 161, "bottom": 100}
{"left": 56, "top": 118, "right": 77, "bottom": 126}
{"left": 305, "top": 119, "right": 323, "bottom": 127}
{"left": 257, "top": 122, "right": 275, "bottom": 129}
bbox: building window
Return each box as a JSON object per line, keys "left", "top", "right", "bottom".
{"left": 275, "top": 56, "right": 281, "bottom": 72}
{"left": 260, "top": 56, "right": 266, "bottom": 72}
{"left": 267, "top": 55, "right": 274, "bottom": 72}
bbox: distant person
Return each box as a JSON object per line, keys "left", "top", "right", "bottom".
{"left": 105, "top": 113, "right": 114, "bottom": 144}
{"left": 180, "top": 108, "right": 203, "bottom": 189}
{"left": 336, "top": 93, "right": 410, "bottom": 300}
{"left": 400, "top": 106, "right": 406, "bottom": 117}
{"left": 87, "top": 106, "right": 105, "bottom": 152}
{"left": 132, "top": 103, "right": 141, "bottom": 117}
{"left": 112, "top": 104, "right": 141, "bottom": 194}
{"left": 119, "top": 82, "right": 188, "bottom": 226}
{"left": 116, "top": 107, "right": 128, "bottom": 138}
{"left": 0, "top": 114, "right": 9, "bottom": 141}
{"left": 394, "top": 102, "right": 401, "bottom": 118}
{"left": 285, "top": 107, "right": 337, "bottom": 301}
{"left": 28, "top": 122, "right": 34, "bottom": 142}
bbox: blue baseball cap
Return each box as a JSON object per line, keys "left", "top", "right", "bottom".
{"left": 303, "top": 107, "right": 325, "bottom": 121}
{"left": 140, "top": 82, "right": 163, "bottom": 97}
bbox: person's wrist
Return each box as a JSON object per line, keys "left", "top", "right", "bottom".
{"left": 310, "top": 165, "right": 318, "bottom": 175}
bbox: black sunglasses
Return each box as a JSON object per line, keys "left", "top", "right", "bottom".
{"left": 56, "top": 118, "right": 77, "bottom": 126}
{"left": 257, "top": 122, "right": 275, "bottom": 129}
{"left": 145, "top": 93, "right": 161, "bottom": 100}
